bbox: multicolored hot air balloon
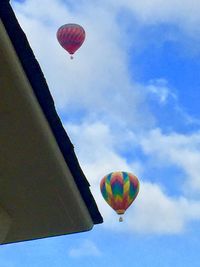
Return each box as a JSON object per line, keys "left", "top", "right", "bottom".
{"left": 100, "top": 171, "right": 139, "bottom": 222}
{"left": 57, "top": 23, "right": 85, "bottom": 59}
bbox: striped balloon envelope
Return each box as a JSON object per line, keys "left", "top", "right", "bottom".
{"left": 57, "top": 23, "right": 85, "bottom": 59}
{"left": 100, "top": 171, "right": 139, "bottom": 221}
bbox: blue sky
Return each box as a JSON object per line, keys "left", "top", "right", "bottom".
{"left": 3, "top": 0, "right": 200, "bottom": 266}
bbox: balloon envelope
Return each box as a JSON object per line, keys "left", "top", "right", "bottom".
{"left": 57, "top": 23, "right": 85, "bottom": 55}
{"left": 100, "top": 171, "right": 139, "bottom": 215}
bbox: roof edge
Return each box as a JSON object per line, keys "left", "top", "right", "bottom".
{"left": 0, "top": 1, "right": 103, "bottom": 224}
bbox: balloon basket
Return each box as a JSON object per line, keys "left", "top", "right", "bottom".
{"left": 119, "top": 216, "right": 123, "bottom": 222}
{"left": 70, "top": 55, "right": 74, "bottom": 60}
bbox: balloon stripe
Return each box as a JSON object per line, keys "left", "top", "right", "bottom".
{"left": 105, "top": 179, "right": 112, "bottom": 196}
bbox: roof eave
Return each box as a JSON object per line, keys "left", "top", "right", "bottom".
{"left": 0, "top": 1, "right": 103, "bottom": 226}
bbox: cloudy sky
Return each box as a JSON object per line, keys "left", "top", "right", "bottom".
{"left": 2, "top": 0, "right": 200, "bottom": 266}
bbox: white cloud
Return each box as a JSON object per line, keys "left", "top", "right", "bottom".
{"left": 68, "top": 240, "right": 101, "bottom": 258}
{"left": 12, "top": 0, "right": 155, "bottom": 129}
{"left": 98, "top": 180, "right": 200, "bottom": 234}
{"left": 140, "top": 128, "right": 200, "bottom": 194}
{"left": 66, "top": 121, "right": 143, "bottom": 224}
{"left": 146, "top": 79, "right": 176, "bottom": 104}
{"left": 66, "top": 121, "right": 143, "bottom": 178}
{"left": 66, "top": 121, "right": 200, "bottom": 234}
{"left": 12, "top": 0, "right": 198, "bottom": 130}
{"left": 127, "top": 182, "right": 200, "bottom": 234}
{"left": 12, "top": 0, "right": 198, "bottom": 133}
{"left": 106, "top": 0, "right": 200, "bottom": 35}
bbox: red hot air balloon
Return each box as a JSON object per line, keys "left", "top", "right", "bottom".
{"left": 57, "top": 23, "right": 85, "bottom": 59}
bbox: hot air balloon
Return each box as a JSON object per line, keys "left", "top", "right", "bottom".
{"left": 100, "top": 171, "right": 139, "bottom": 222}
{"left": 57, "top": 23, "right": 85, "bottom": 59}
